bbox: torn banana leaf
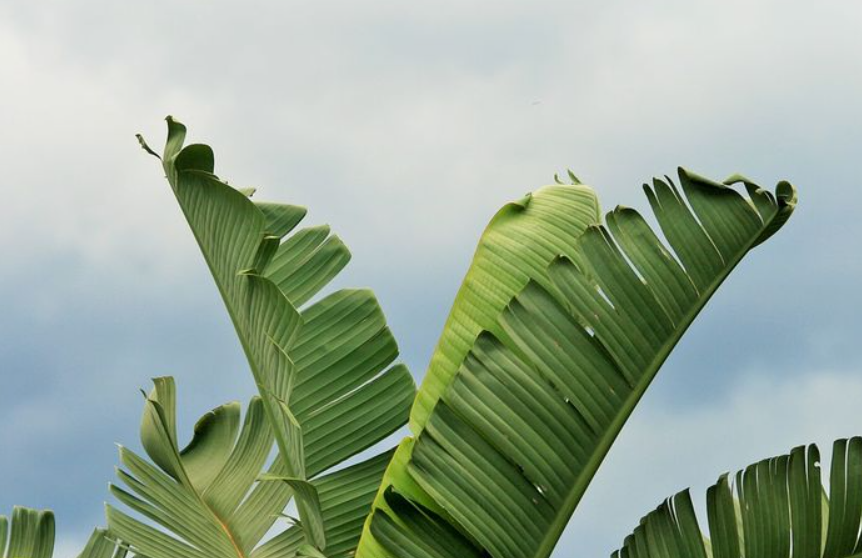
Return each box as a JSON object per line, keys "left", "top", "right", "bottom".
{"left": 111, "top": 118, "right": 416, "bottom": 556}
{"left": 357, "top": 169, "right": 797, "bottom": 558}
{"left": 612, "top": 438, "right": 862, "bottom": 558}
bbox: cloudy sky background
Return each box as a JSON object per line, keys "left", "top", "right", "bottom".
{"left": 2, "top": 1, "right": 862, "bottom": 556}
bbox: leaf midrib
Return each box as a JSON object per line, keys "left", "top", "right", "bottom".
{"left": 168, "top": 173, "right": 296, "bottom": 558}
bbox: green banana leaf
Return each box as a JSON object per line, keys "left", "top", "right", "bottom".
{"left": 110, "top": 119, "right": 416, "bottom": 556}
{"left": 0, "top": 507, "right": 123, "bottom": 558}
{"left": 410, "top": 176, "right": 602, "bottom": 432}
{"left": 357, "top": 170, "right": 797, "bottom": 558}
{"left": 0, "top": 508, "right": 54, "bottom": 558}
{"left": 108, "top": 377, "right": 397, "bottom": 558}
{"left": 76, "top": 530, "right": 128, "bottom": 558}
{"left": 612, "top": 438, "right": 862, "bottom": 558}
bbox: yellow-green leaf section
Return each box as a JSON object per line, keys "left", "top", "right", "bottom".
{"left": 410, "top": 182, "right": 602, "bottom": 431}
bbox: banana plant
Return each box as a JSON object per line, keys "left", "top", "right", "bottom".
{"left": 0, "top": 116, "right": 812, "bottom": 558}
{"left": 0, "top": 507, "right": 123, "bottom": 558}
{"left": 109, "top": 119, "right": 416, "bottom": 557}
{"left": 612, "top": 437, "right": 862, "bottom": 558}
{"left": 355, "top": 170, "right": 797, "bottom": 558}
{"left": 125, "top": 117, "right": 798, "bottom": 558}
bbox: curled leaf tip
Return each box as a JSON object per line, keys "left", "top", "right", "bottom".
{"left": 566, "top": 169, "right": 582, "bottom": 184}
{"left": 776, "top": 180, "right": 798, "bottom": 206}
{"left": 136, "top": 134, "right": 161, "bottom": 160}
{"left": 512, "top": 192, "right": 532, "bottom": 209}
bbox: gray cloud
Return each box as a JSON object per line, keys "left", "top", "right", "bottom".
{"left": 1, "top": 1, "right": 861, "bottom": 556}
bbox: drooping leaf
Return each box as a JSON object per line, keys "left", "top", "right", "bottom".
{"left": 357, "top": 169, "right": 797, "bottom": 558}
{"left": 611, "top": 438, "right": 862, "bottom": 558}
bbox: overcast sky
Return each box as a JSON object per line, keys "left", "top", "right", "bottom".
{"left": 2, "top": 1, "right": 862, "bottom": 556}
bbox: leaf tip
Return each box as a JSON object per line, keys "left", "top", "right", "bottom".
{"left": 136, "top": 134, "right": 161, "bottom": 160}
{"left": 775, "top": 180, "right": 797, "bottom": 207}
